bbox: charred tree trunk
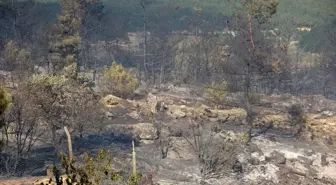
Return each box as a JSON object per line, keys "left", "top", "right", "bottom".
{"left": 141, "top": 0, "right": 149, "bottom": 83}
{"left": 244, "top": 61, "right": 253, "bottom": 143}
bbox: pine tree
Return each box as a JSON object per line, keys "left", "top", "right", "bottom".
{"left": 0, "top": 87, "right": 10, "bottom": 150}
{"left": 49, "top": 0, "right": 103, "bottom": 79}
{"left": 228, "top": 0, "right": 278, "bottom": 142}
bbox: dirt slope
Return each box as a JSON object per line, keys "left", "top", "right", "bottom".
{"left": 0, "top": 176, "right": 44, "bottom": 185}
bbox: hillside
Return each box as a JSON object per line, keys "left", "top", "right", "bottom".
{"left": 0, "top": 0, "right": 335, "bottom": 184}
{"left": 35, "top": 0, "right": 336, "bottom": 28}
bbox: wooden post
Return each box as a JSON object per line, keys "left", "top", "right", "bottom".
{"left": 64, "top": 126, "right": 73, "bottom": 161}
{"left": 132, "top": 140, "right": 137, "bottom": 175}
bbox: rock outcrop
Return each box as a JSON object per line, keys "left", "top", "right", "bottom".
{"left": 105, "top": 122, "right": 158, "bottom": 141}
{"left": 100, "top": 94, "right": 121, "bottom": 108}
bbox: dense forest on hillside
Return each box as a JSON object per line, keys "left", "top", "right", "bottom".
{"left": 0, "top": 0, "right": 336, "bottom": 184}
{"left": 34, "top": 0, "right": 336, "bottom": 25}
{"left": 2, "top": 0, "right": 336, "bottom": 37}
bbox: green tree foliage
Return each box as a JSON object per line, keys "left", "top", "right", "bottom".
{"left": 0, "top": 0, "right": 10, "bottom": 7}
{"left": 48, "top": 148, "right": 143, "bottom": 185}
{"left": 27, "top": 74, "right": 70, "bottom": 145}
{"left": 0, "top": 89, "right": 8, "bottom": 112}
{"left": 205, "top": 83, "right": 227, "bottom": 105}
{"left": 28, "top": 74, "right": 70, "bottom": 97}
{"left": 273, "top": 0, "right": 336, "bottom": 26}
{"left": 3, "top": 40, "right": 33, "bottom": 74}
{"left": 49, "top": 0, "right": 103, "bottom": 79}
{"left": 0, "top": 87, "right": 10, "bottom": 117}
{"left": 27, "top": 74, "right": 102, "bottom": 140}
{"left": 127, "top": 173, "right": 142, "bottom": 185}
{"left": 81, "top": 0, "right": 104, "bottom": 38}
{"left": 0, "top": 87, "right": 11, "bottom": 150}
{"left": 101, "top": 62, "right": 139, "bottom": 99}
{"left": 299, "top": 20, "right": 336, "bottom": 53}
{"left": 245, "top": 0, "right": 278, "bottom": 24}
{"left": 287, "top": 103, "right": 307, "bottom": 137}
{"left": 52, "top": 149, "right": 121, "bottom": 185}
{"left": 248, "top": 92, "right": 262, "bottom": 105}
{"left": 288, "top": 103, "right": 307, "bottom": 126}
{"left": 49, "top": 0, "right": 82, "bottom": 78}
{"left": 227, "top": 0, "right": 279, "bottom": 142}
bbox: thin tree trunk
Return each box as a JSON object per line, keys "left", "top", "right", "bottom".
{"left": 74, "top": 51, "right": 79, "bottom": 80}
{"left": 246, "top": 8, "right": 255, "bottom": 142}
{"left": 3, "top": 119, "right": 9, "bottom": 147}
{"left": 159, "top": 54, "right": 164, "bottom": 85}
{"left": 142, "top": 1, "right": 149, "bottom": 83}
{"left": 151, "top": 58, "right": 155, "bottom": 85}
{"left": 248, "top": 15, "right": 255, "bottom": 51}
{"left": 245, "top": 62, "right": 253, "bottom": 143}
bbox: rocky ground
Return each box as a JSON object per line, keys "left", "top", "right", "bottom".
{"left": 2, "top": 84, "right": 336, "bottom": 185}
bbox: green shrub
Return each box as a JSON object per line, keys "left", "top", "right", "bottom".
{"left": 0, "top": 87, "right": 11, "bottom": 150}
{"left": 4, "top": 40, "right": 33, "bottom": 73}
{"left": 287, "top": 104, "right": 307, "bottom": 137}
{"left": 0, "top": 87, "right": 11, "bottom": 115}
{"left": 205, "top": 83, "right": 227, "bottom": 105}
{"left": 48, "top": 148, "right": 145, "bottom": 185}
{"left": 279, "top": 94, "right": 291, "bottom": 101}
{"left": 101, "top": 62, "right": 139, "bottom": 99}
{"left": 28, "top": 74, "right": 69, "bottom": 87}
{"left": 248, "top": 93, "right": 262, "bottom": 105}
{"left": 52, "top": 149, "right": 121, "bottom": 185}
{"left": 288, "top": 103, "right": 307, "bottom": 126}
{"left": 127, "top": 172, "right": 142, "bottom": 185}
{"left": 44, "top": 127, "right": 143, "bottom": 185}
{"left": 27, "top": 74, "right": 70, "bottom": 105}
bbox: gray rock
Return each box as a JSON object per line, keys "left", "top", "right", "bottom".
{"left": 209, "top": 117, "right": 219, "bottom": 122}
{"left": 100, "top": 94, "right": 121, "bottom": 107}
{"left": 168, "top": 105, "right": 186, "bottom": 119}
{"left": 297, "top": 156, "right": 313, "bottom": 167}
{"left": 34, "top": 65, "right": 48, "bottom": 75}
{"left": 105, "top": 111, "right": 115, "bottom": 119}
{"left": 243, "top": 163, "right": 280, "bottom": 183}
{"left": 305, "top": 149, "right": 315, "bottom": 156}
{"left": 326, "top": 136, "right": 334, "bottom": 145}
{"left": 322, "top": 110, "right": 333, "bottom": 117}
{"left": 250, "top": 152, "right": 265, "bottom": 165}
{"left": 267, "top": 151, "right": 286, "bottom": 165}
{"left": 321, "top": 153, "right": 329, "bottom": 166}
{"left": 147, "top": 93, "right": 159, "bottom": 114}
{"left": 151, "top": 87, "right": 160, "bottom": 94}
{"left": 167, "top": 126, "right": 183, "bottom": 137}
{"left": 250, "top": 157, "right": 260, "bottom": 165}
{"left": 105, "top": 122, "right": 158, "bottom": 140}
{"left": 237, "top": 152, "right": 250, "bottom": 164}
{"left": 128, "top": 111, "right": 140, "bottom": 120}
{"left": 133, "top": 122, "right": 159, "bottom": 140}
{"left": 232, "top": 159, "right": 243, "bottom": 173}
{"left": 159, "top": 83, "right": 175, "bottom": 92}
